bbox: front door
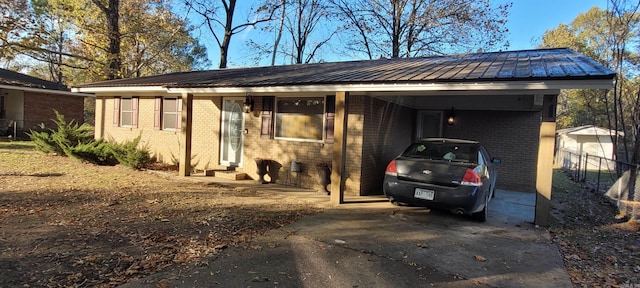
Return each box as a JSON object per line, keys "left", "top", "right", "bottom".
{"left": 416, "top": 111, "right": 443, "bottom": 140}
{"left": 220, "top": 98, "right": 245, "bottom": 167}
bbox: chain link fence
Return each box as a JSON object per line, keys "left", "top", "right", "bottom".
{"left": 556, "top": 148, "right": 635, "bottom": 194}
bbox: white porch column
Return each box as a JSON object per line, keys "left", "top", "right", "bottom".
{"left": 535, "top": 94, "right": 558, "bottom": 226}
{"left": 178, "top": 93, "right": 193, "bottom": 177}
{"left": 330, "top": 91, "right": 348, "bottom": 204}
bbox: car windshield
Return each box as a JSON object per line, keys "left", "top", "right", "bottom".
{"left": 402, "top": 142, "right": 478, "bottom": 163}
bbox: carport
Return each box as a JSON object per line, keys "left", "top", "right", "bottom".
{"left": 325, "top": 49, "right": 615, "bottom": 226}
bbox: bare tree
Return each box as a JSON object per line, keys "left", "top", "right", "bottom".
{"left": 330, "top": 0, "right": 510, "bottom": 58}
{"left": 186, "top": 0, "right": 279, "bottom": 68}
{"left": 283, "top": 0, "right": 335, "bottom": 64}
{"left": 605, "top": 0, "right": 640, "bottom": 220}
{"left": 271, "top": 0, "right": 286, "bottom": 65}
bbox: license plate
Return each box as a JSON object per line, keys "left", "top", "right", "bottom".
{"left": 414, "top": 188, "right": 435, "bottom": 200}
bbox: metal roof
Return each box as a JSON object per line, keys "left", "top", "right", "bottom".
{"left": 556, "top": 125, "right": 623, "bottom": 136}
{"left": 0, "top": 68, "right": 68, "bottom": 90}
{"left": 75, "top": 48, "right": 615, "bottom": 89}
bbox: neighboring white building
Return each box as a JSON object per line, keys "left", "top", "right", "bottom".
{"left": 555, "top": 125, "right": 623, "bottom": 171}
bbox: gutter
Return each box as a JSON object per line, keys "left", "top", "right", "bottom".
{"left": 2, "top": 84, "right": 94, "bottom": 97}
{"left": 72, "top": 79, "right": 615, "bottom": 95}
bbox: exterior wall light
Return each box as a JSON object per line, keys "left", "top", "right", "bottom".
{"left": 447, "top": 107, "right": 455, "bottom": 125}
{"left": 243, "top": 93, "right": 254, "bottom": 113}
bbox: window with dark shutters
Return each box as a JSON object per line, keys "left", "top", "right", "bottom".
{"left": 176, "top": 97, "right": 182, "bottom": 131}
{"left": 154, "top": 97, "right": 161, "bottom": 130}
{"left": 113, "top": 97, "right": 120, "bottom": 127}
{"left": 131, "top": 97, "right": 139, "bottom": 128}
{"left": 154, "top": 97, "right": 181, "bottom": 131}
{"left": 324, "top": 95, "right": 335, "bottom": 144}
{"left": 260, "top": 96, "right": 274, "bottom": 139}
{"left": 261, "top": 95, "right": 335, "bottom": 143}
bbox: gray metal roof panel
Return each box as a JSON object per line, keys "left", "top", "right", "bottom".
{"left": 0, "top": 68, "right": 69, "bottom": 90}
{"left": 74, "top": 48, "right": 616, "bottom": 89}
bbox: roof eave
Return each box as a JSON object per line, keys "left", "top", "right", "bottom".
{"left": 71, "top": 85, "right": 166, "bottom": 94}
{"left": 2, "top": 84, "right": 94, "bottom": 97}
{"left": 72, "top": 79, "right": 615, "bottom": 95}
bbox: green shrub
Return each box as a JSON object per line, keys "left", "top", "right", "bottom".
{"left": 27, "top": 110, "right": 94, "bottom": 156}
{"left": 65, "top": 139, "right": 119, "bottom": 166}
{"left": 27, "top": 111, "right": 155, "bottom": 170}
{"left": 110, "top": 135, "right": 156, "bottom": 170}
{"left": 28, "top": 125, "right": 63, "bottom": 155}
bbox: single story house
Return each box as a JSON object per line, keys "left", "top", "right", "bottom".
{"left": 73, "top": 48, "right": 616, "bottom": 226}
{"left": 0, "top": 68, "right": 87, "bottom": 136}
{"left": 556, "top": 125, "right": 623, "bottom": 171}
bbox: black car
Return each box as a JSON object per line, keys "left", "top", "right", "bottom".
{"left": 383, "top": 138, "right": 500, "bottom": 222}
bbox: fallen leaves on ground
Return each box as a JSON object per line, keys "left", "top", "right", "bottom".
{"left": 473, "top": 255, "right": 486, "bottom": 262}
{"left": 551, "top": 170, "right": 640, "bottom": 287}
{"left": 0, "top": 144, "right": 322, "bottom": 287}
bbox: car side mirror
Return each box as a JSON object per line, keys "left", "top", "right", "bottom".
{"left": 492, "top": 158, "right": 501, "bottom": 164}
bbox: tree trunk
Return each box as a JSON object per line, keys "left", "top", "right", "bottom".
{"left": 271, "top": 0, "right": 286, "bottom": 66}
{"left": 92, "top": 0, "right": 121, "bottom": 79}
{"left": 219, "top": 0, "right": 237, "bottom": 69}
{"left": 391, "top": 0, "right": 401, "bottom": 58}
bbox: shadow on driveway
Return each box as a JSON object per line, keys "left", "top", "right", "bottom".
{"left": 121, "top": 189, "right": 570, "bottom": 287}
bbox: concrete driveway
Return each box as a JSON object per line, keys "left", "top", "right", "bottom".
{"left": 121, "top": 188, "right": 571, "bottom": 288}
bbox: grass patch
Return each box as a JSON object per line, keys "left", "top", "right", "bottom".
{"left": 552, "top": 168, "right": 583, "bottom": 193}
{"left": 0, "top": 141, "right": 35, "bottom": 150}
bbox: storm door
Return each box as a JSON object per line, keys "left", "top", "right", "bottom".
{"left": 220, "top": 98, "right": 245, "bottom": 167}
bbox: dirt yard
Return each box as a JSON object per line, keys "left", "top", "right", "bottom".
{"left": 2, "top": 142, "right": 640, "bottom": 287}
{"left": 0, "top": 142, "right": 323, "bottom": 287}
{"left": 551, "top": 170, "right": 640, "bottom": 287}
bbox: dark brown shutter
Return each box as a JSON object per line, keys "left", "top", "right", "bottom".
{"left": 176, "top": 97, "right": 182, "bottom": 131}
{"left": 131, "top": 97, "right": 139, "bottom": 128}
{"left": 324, "top": 95, "right": 335, "bottom": 144}
{"left": 260, "top": 96, "right": 274, "bottom": 139}
{"left": 113, "top": 97, "right": 120, "bottom": 127}
{"left": 154, "top": 97, "right": 161, "bottom": 130}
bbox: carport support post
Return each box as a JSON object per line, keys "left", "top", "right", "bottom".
{"left": 178, "top": 93, "right": 193, "bottom": 176}
{"left": 330, "top": 91, "right": 348, "bottom": 204}
{"left": 95, "top": 97, "right": 105, "bottom": 139}
{"left": 535, "top": 95, "right": 557, "bottom": 226}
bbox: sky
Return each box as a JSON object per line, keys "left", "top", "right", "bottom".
{"left": 196, "top": 0, "right": 609, "bottom": 68}
{"left": 505, "top": 0, "right": 606, "bottom": 50}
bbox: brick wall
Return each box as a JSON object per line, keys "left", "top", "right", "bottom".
{"left": 242, "top": 96, "right": 365, "bottom": 195}
{"left": 97, "top": 95, "right": 541, "bottom": 194}
{"left": 361, "top": 97, "right": 414, "bottom": 195}
{"left": 103, "top": 96, "right": 176, "bottom": 163}
{"left": 99, "top": 96, "right": 223, "bottom": 169}
{"left": 443, "top": 110, "right": 541, "bottom": 192}
{"left": 23, "top": 92, "right": 84, "bottom": 132}
{"left": 98, "top": 95, "right": 364, "bottom": 194}
{"left": 190, "top": 97, "right": 224, "bottom": 170}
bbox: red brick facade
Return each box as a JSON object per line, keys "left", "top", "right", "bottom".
{"left": 443, "top": 110, "right": 541, "bottom": 192}
{"left": 360, "top": 97, "right": 414, "bottom": 196}
{"left": 23, "top": 92, "right": 85, "bottom": 132}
